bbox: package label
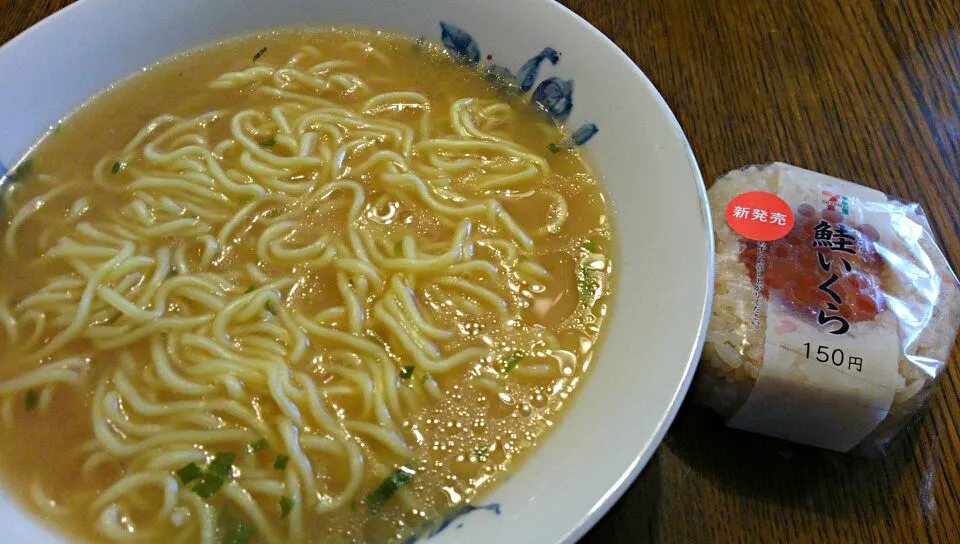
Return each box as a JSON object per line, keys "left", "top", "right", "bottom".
{"left": 727, "top": 165, "right": 904, "bottom": 451}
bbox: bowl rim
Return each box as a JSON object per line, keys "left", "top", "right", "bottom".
{"left": 0, "top": 1, "right": 714, "bottom": 542}
{"left": 546, "top": 6, "right": 713, "bottom": 540}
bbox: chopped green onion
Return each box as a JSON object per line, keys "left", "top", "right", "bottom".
{"left": 176, "top": 462, "right": 203, "bottom": 485}
{"left": 259, "top": 138, "right": 276, "bottom": 147}
{"left": 547, "top": 143, "right": 561, "bottom": 153}
{"left": 24, "top": 389, "right": 39, "bottom": 411}
{"left": 393, "top": 240, "right": 403, "bottom": 256}
{"left": 473, "top": 446, "right": 489, "bottom": 462}
{"left": 207, "top": 451, "right": 236, "bottom": 478}
{"left": 191, "top": 473, "right": 225, "bottom": 499}
{"left": 10, "top": 159, "right": 33, "bottom": 182}
{"left": 52, "top": 124, "right": 62, "bottom": 134}
{"left": 399, "top": 366, "right": 415, "bottom": 380}
{"left": 419, "top": 374, "right": 430, "bottom": 385}
{"left": 252, "top": 47, "right": 267, "bottom": 61}
{"left": 501, "top": 351, "right": 524, "bottom": 374}
{"left": 273, "top": 455, "right": 289, "bottom": 470}
{"left": 246, "top": 439, "right": 268, "bottom": 455}
{"left": 225, "top": 522, "right": 254, "bottom": 544}
{"left": 279, "top": 496, "right": 295, "bottom": 518}
{"left": 111, "top": 161, "right": 121, "bottom": 174}
{"left": 582, "top": 241, "right": 600, "bottom": 253}
{"left": 366, "top": 466, "right": 415, "bottom": 513}
{"left": 17, "top": 159, "right": 34, "bottom": 179}
{"left": 219, "top": 507, "right": 255, "bottom": 544}
{"left": 244, "top": 285, "right": 255, "bottom": 294}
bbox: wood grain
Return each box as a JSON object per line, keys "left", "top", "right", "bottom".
{"left": 2, "top": 1, "right": 959, "bottom": 543}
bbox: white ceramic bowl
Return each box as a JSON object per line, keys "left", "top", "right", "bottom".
{"left": 0, "top": 0, "right": 713, "bottom": 542}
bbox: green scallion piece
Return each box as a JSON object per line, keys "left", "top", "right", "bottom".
{"left": 419, "top": 374, "right": 430, "bottom": 385}
{"left": 11, "top": 159, "right": 33, "bottom": 182}
{"left": 366, "top": 466, "right": 415, "bottom": 513}
{"left": 219, "top": 508, "right": 255, "bottom": 544}
{"left": 273, "top": 455, "right": 290, "bottom": 470}
{"left": 191, "top": 473, "right": 225, "bottom": 499}
{"left": 473, "top": 446, "right": 489, "bottom": 462}
{"left": 176, "top": 462, "right": 203, "bottom": 485}
{"left": 399, "top": 366, "right": 415, "bottom": 380}
{"left": 582, "top": 241, "right": 600, "bottom": 253}
{"left": 246, "top": 439, "right": 268, "bottom": 455}
{"left": 24, "top": 389, "right": 39, "bottom": 411}
{"left": 501, "top": 351, "right": 524, "bottom": 373}
{"left": 259, "top": 138, "right": 276, "bottom": 147}
{"left": 225, "top": 521, "right": 254, "bottom": 544}
{"left": 207, "top": 451, "right": 236, "bottom": 478}
{"left": 279, "top": 496, "right": 295, "bottom": 518}
{"left": 252, "top": 47, "right": 267, "bottom": 61}
{"left": 245, "top": 285, "right": 255, "bottom": 294}
{"left": 111, "top": 161, "right": 121, "bottom": 174}
{"left": 547, "top": 143, "right": 561, "bottom": 153}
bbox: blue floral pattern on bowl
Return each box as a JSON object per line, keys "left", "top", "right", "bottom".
{"left": 439, "top": 21, "right": 598, "bottom": 148}
{"left": 403, "top": 503, "right": 502, "bottom": 543}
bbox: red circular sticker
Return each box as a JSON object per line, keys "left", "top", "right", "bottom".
{"left": 725, "top": 191, "right": 794, "bottom": 241}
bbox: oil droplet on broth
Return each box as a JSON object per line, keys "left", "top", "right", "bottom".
{"left": 441, "top": 486, "right": 463, "bottom": 504}
{"left": 488, "top": 391, "right": 516, "bottom": 418}
{"left": 529, "top": 389, "right": 549, "bottom": 408}
{"left": 548, "top": 348, "right": 578, "bottom": 376}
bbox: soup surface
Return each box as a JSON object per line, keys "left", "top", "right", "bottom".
{"left": 0, "top": 28, "right": 612, "bottom": 543}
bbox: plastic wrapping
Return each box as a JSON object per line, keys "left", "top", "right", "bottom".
{"left": 698, "top": 162, "right": 960, "bottom": 453}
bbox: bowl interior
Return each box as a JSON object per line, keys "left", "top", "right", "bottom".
{"left": 0, "top": 0, "right": 712, "bottom": 542}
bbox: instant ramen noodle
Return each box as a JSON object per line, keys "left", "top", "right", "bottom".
{"left": 0, "top": 29, "right": 613, "bottom": 543}
{"left": 699, "top": 163, "right": 960, "bottom": 453}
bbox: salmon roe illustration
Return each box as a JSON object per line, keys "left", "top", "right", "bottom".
{"left": 740, "top": 204, "right": 886, "bottom": 323}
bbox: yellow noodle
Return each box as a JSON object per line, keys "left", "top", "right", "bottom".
{"left": 4, "top": 184, "right": 73, "bottom": 259}
{"left": 0, "top": 34, "right": 609, "bottom": 544}
{"left": 0, "top": 357, "right": 88, "bottom": 395}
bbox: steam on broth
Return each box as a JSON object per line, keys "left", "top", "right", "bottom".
{"left": 0, "top": 28, "right": 612, "bottom": 543}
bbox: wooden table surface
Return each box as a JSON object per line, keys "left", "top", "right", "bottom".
{"left": 2, "top": 1, "right": 959, "bottom": 543}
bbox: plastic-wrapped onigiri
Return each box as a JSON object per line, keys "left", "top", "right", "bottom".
{"left": 698, "top": 163, "right": 960, "bottom": 453}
